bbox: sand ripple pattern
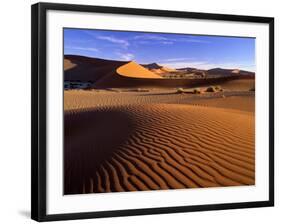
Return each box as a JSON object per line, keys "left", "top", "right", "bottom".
{"left": 64, "top": 104, "right": 254, "bottom": 194}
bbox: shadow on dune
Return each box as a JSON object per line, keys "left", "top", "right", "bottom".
{"left": 64, "top": 108, "right": 134, "bottom": 194}
{"left": 64, "top": 55, "right": 127, "bottom": 83}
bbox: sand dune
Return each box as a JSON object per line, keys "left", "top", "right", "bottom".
{"left": 64, "top": 55, "right": 250, "bottom": 89}
{"left": 63, "top": 55, "right": 255, "bottom": 195}
{"left": 64, "top": 90, "right": 255, "bottom": 113}
{"left": 64, "top": 100, "right": 254, "bottom": 194}
{"left": 150, "top": 67, "right": 178, "bottom": 75}
{"left": 161, "top": 66, "right": 178, "bottom": 73}
{"left": 64, "top": 55, "right": 127, "bottom": 83}
{"left": 142, "top": 63, "right": 177, "bottom": 74}
{"left": 117, "top": 61, "right": 163, "bottom": 79}
{"left": 219, "top": 79, "right": 255, "bottom": 91}
{"left": 64, "top": 58, "right": 77, "bottom": 70}
{"left": 207, "top": 68, "right": 255, "bottom": 78}
{"left": 186, "top": 95, "right": 255, "bottom": 112}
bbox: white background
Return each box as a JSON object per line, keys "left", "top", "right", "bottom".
{"left": 0, "top": 0, "right": 279, "bottom": 223}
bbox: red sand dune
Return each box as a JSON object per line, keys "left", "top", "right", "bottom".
{"left": 64, "top": 102, "right": 254, "bottom": 194}
{"left": 117, "top": 61, "right": 163, "bottom": 79}
{"left": 64, "top": 55, "right": 127, "bottom": 83}
{"left": 142, "top": 63, "right": 177, "bottom": 74}
{"left": 64, "top": 55, "right": 255, "bottom": 195}
{"left": 207, "top": 68, "right": 255, "bottom": 78}
{"left": 219, "top": 79, "right": 255, "bottom": 91}
{"left": 150, "top": 67, "right": 178, "bottom": 75}
{"left": 64, "top": 55, "right": 249, "bottom": 89}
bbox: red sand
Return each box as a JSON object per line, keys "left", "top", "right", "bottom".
{"left": 64, "top": 90, "right": 255, "bottom": 194}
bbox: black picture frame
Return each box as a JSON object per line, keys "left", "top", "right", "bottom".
{"left": 31, "top": 2, "right": 274, "bottom": 222}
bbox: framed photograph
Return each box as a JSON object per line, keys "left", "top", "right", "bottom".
{"left": 31, "top": 2, "right": 274, "bottom": 222}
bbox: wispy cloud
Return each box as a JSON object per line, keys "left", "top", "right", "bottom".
{"left": 65, "top": 46, "right": 99, "bottom": 52}
{"left": 97, "top": 36, "right": 129, "bottom": 48}
{"left": 178, "top": 38, "right": 211, "bottom": 44}
{"left": 133, "top": 35, "right": 168, "bottom": 41}
{"left": 161, "top": 41, "right": 174, "bottom": 45}
{"left": 134, "top": 35, "right": 173, "bottom": 45}
{"left": 137, "top": 40, "right": 173, "bottom": 45}
{"left": 116, "top": 52, "right": 135, "bottom": 61}
{"left": 133, "top": 34, "right": 210, "bottom": 45}
{"left": 158, "top": 57, "right": 194, "bottom": 62}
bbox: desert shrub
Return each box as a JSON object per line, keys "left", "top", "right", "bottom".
{"left": 205, "top": 86, "right": 217, "bottom": 92}
{"left": 176, "top": 88, "right": 185, "bottom": 94}
{"left": 214, "top": 85, "right": 223, "bottom": 92}
{"left": 193, "top": 88, "right": 202, "bottom": 94}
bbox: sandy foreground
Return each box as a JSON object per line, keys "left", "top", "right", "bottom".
{"left": 64, "top": 88, "right": 255, "bottom": 194}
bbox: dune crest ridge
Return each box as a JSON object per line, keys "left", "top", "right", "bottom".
{"left": 117, "top": 61, "right": 163, "bottom": 79}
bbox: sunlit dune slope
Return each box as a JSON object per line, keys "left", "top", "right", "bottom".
{"left": 117, "top": 61, "right": 163, "bottom": 79}
{"left": 64, "top": 103, "right": 255, "bottom": 194}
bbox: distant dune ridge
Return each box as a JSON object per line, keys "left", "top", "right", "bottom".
{"left": 206, "top": 68, "right": 255, "bottom": 78}
{"left": 142, "top": 63, "right": 177, "bottom": 74}
{"left": 64, "top": 55, "right": 254, "bottom": 89}
{"left": 141, "top": 62, "right": 163, "bottom": 70}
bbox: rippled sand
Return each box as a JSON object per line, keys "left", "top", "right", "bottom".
{"left": 64, "top": 89, "right": 255, "bottom": 194}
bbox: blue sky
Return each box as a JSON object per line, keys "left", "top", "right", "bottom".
{"left": 64, "top": 28, "right": 255, "bottom": 71}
